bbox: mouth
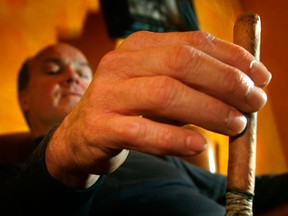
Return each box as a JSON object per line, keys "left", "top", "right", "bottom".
{"left": 62, "top": 92, "right": 83, "bottom": 98}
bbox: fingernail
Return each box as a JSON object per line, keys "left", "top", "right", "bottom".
{"left": 227, "top": 110, "right": 247, "bottom": 134}
{"left": 185, "top": 132, "right": 208, "bottom": 152}
{"left": 250, "top": 60, "right": 272, "bottom": 87}
{"left": 246, "top": 86, "right": 267, "bottom": 110}
{"left": 183, "top": 128, "right": 208, "bottom": 153}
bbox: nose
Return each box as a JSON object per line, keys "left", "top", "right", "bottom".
{"left": 63, "top": 65, "right": 80, "bottom": 85}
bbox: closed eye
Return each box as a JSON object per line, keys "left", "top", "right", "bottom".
{"left": 44, "top": 61, "right": 62, "bottom": 75}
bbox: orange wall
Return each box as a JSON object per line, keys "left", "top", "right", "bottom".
{"left": 194, "top": 0, "right": 288, "bottom": 174}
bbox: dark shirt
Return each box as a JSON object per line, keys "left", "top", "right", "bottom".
{"left": 1, "top": 128, "right": 288, "bottom": 215}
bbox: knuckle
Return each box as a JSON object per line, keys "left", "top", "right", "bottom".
{"left": 98, "top": 50, "right": 130, "bottom": 73}
{"left": 222, "top": 67, "right": 243, "bottom": 94}
{"left": 144, "top": 76, "right": 180, "bottom": 109}
{"left": 196, "top": 100, "right": 230, "bottom": 133}
{"left": 165, "top": 45, "right": 202, "bottom": 77}
{"left": 230, "top": 45, "right": 252, "bottom": 65}
{"left": 156, "top": 128, "right": 175, "bottom": 148}
{"left": 127, "top": 30, "right": 152, "bottom": 41}
{"left": 112, "top": 118, "right": 146, "bottom": 148}
{"left": 188, "top": 30, "right": 217, "bottom": 50}
{"left": 112, "top": 117, "right": 175, "bottom": 152}
{"left": 221, "top": 66, "right": 253, "bottom": 98}
{"left": 98, "top": 50, "right": 118, "bottom": 68}
{"left": 194, "top": 30, "right": 216, "bottom": 45}
{"left": 198, "top": 100, "right": 219, "bottom": 122}
{"left": 122, "top": 31, "right": 155, "bottom": 47}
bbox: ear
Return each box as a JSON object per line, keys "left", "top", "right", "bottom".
{"left": 18, "top": 90, "right": 31, "bottom": 112}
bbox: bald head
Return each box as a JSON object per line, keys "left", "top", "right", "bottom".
{"left": 18, "top": 43, "right": 90, "bottom": 92}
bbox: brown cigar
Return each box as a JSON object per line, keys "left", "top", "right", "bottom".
{"left": 226, "top": 12, "right": 261, "bottom": 215}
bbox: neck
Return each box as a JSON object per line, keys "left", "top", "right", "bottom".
{"left": 30, "top": 121, "right": 59, "bottom": 139}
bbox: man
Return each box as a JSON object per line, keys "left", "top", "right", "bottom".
{"left": 1, "top": 31, "right": 287, "bottom": 215}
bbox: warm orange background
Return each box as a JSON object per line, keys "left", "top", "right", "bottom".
{"left": 0, "top": 0, "right": 288, "bottom": 175}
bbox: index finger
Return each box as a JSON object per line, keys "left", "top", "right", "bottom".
{"left": 118, "top": 31, "right": 271, "bottom": 88}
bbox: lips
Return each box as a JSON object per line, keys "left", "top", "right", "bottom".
{"left": 62, "top": 91, "right": 83, "bottom": 98}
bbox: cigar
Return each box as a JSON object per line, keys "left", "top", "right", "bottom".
{"left": 225, "top": 12, "right": 261, "bottom": 216}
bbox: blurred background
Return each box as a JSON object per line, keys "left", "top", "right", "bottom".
{"left": 0, "top": 0, "right": 288, "bottom": 175}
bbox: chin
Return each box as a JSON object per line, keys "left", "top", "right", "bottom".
{"left": 61, "top": 96, "right": 80, "bottom": 106}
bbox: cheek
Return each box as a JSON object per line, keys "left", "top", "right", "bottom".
{"left": 83, "top": 82, "right": 90, "bottom": 90}
{"left": 80, "top": 81, "right": 91, "bottom": 92}
{"left": 30, "top": 83, "right": 59, "bottom": 106}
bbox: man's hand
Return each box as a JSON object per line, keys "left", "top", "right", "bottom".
{"left": 45, "top": 31, "right": 271, "bottom": 187}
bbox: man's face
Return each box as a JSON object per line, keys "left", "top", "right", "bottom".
{"left": 21, "top": 43, "right": 93, "bottom": 131}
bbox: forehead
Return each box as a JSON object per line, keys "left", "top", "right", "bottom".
{"left": 31, "top": 44, "right": 89, "bottom": 67}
